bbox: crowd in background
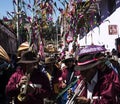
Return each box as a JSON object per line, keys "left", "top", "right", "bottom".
{"left": 0, "top": 42, "right": 120, "bottom": 104}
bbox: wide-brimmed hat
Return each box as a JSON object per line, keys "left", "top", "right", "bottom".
{"left": 78, "top": 45, "right": 106, "bottom": 56}
{"left": 75, "top": 52, "right": 106, "bottom": 71}
{"left": 17, "top": 51, "right": 38, "bottom": 64}
{"left": 44, "top": 44, "right": 58, "bottom": 53}
{"left": 0, "top": 45, "right": 10, "bottom": 62}
{"left": 44, "top": 57, "right": 56, "bottom": 64}
{"left": 17, "top": 41, "right": 29, "bottom": 52}
{"left": 62, "top": 53, "right": 75, "bottom": 63}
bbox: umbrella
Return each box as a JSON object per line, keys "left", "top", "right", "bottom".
{"left": 0, "top": 45, "right": 10, "bottom": 62}
{"left": 78, "top": 45, "right": 106, "bottom": 56}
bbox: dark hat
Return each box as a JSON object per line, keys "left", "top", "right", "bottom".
{"left": 45, "top": 57, "right": 56, "bottom": 64}
{"left": 75, "top": 53, "right": 105, "bottom": 71}
{"left": 17, "top": 51, "right": 38, "bottom": 64}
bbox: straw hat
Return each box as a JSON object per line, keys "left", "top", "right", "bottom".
{"left": 0, "top": 45, "right": 10, "bottom": 62}
{"left": 44, "top": 44, "right": 58, "bottom": 53}
{"left": 62, "top": 53, "right": 75, "bottom": 63}
{"left": 17, "top": 41, "right": 29, "bottom": 52}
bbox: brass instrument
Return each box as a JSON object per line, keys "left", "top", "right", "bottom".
{"left": 66, "top": 79, "right": 85, "bottom": 104}
{"left": 17, "top": 73, "right": 30, "bottom": 102}
{"left": 43, "top": 98, "right": 56, "bottom": 104}
{"left": 9, "top": 97, "right": 15, "bottom": 104}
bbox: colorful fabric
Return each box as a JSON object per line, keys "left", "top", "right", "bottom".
{"left": 57, "top": 66, "right": 80, "bottom": 104}
{"left": 5, "top": 67, "right": 51, "bottom": 104}
{"left": 77, "top": 67, "right": 120, "bottom": 104}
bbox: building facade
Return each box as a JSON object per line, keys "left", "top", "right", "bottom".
{"left": 79, "top": 0, "right": 120, "bottom": 52}
{"left": 0, "top": 21, "right": 17, "bottom": 55}
{"left": 60, "top": 0, "right": 120, "bottom": 53}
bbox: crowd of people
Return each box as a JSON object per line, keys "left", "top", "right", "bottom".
{"left": 0, "top": 42, "right": 120, "bottom": 104}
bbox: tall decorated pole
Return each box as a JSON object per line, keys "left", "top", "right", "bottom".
{"left": 11, "top": 0, "right": 68, "bottom": 55}
{"left": 16, "top": 0, "right": 20, "bottom": 45}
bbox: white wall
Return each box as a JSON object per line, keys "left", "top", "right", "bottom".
{"left": 78, "top": 7, "right": 120, "bottom": 52}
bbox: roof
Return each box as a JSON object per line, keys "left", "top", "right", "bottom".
{"left": 0, "top": 20, "right": 16, "bottom": 39}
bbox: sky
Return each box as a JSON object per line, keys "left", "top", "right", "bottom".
{"left": 0, "top": 0, "right": 64, "bottom": 22}
{"left": 0, "top": 0, "right": 13, "bottom": 19}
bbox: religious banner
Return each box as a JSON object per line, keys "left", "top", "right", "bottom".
{"left": 108, "top": 25, "right": 118, "bottom": 35}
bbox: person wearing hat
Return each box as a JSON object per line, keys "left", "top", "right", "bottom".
{"left": 42, "top": 56, "right": 62, "bottom": 102}
{"left": 6, "top": 51, "right": 51, "bottom": 104}
{"left": 73, "top": 50, "right": 120, "bottom": 103}
{"left": 17, "top": 41, "right": 29, "bottom": 59}
{"left": 57, "top": 53, "right": 80, "bottom": 104}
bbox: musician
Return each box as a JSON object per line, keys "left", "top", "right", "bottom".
{"left": 6, "top": 51, "right": 51, "bottom": 104}
{"left": 43, "top": 56, "right": 62, "bottom": 101}
{"left": 57, "top": 52, "right": 80, "bottom": 104}
{"left": 74, "top": 45, "right": 120, "bottom": 104}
